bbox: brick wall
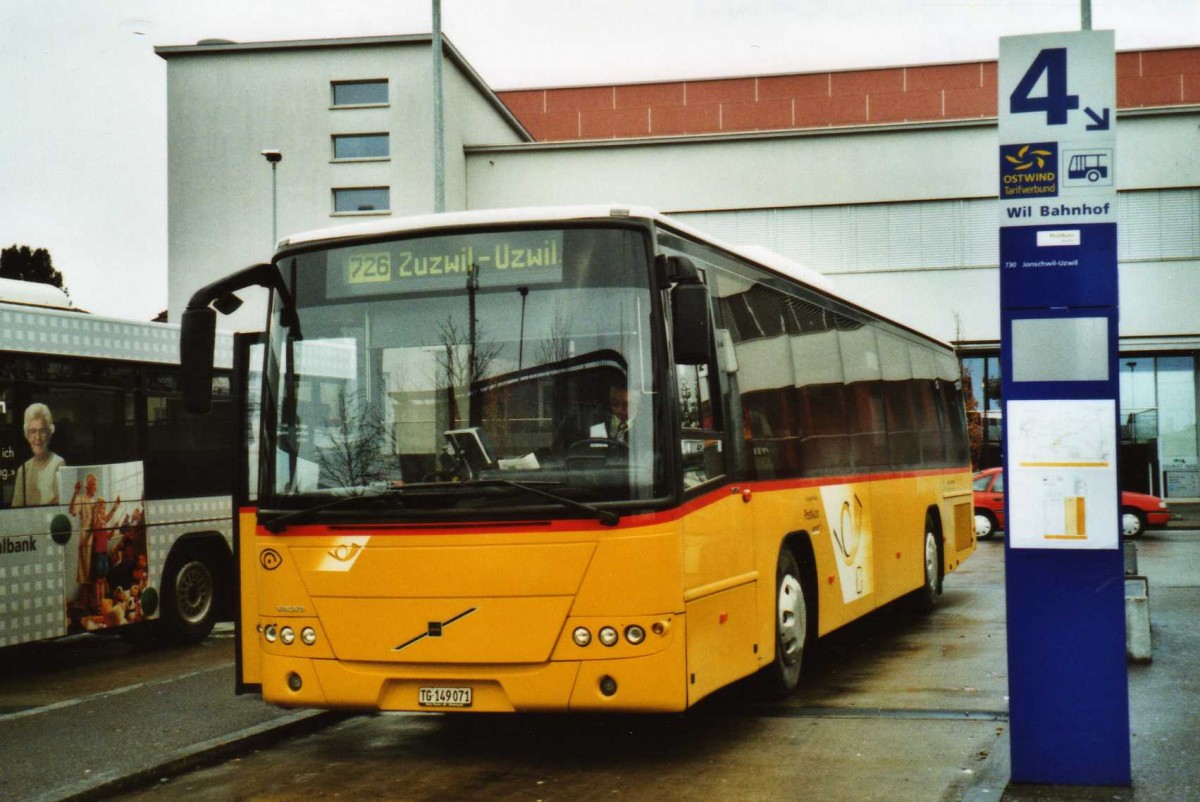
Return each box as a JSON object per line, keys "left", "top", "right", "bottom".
{"left": 498, "top": 47, "right": 1200, "bottom": 142}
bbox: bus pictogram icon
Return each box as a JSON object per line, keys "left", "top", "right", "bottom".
{"left": 1067, "top": 153, "right": 1108, "bottom": 182}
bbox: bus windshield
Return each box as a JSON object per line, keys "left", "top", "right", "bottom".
{"left": 262, "top": 225, "right": 665, "bottom": 517}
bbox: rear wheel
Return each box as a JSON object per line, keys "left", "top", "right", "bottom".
{"left": 756, "top": 548, "right": 810, "bottom": 698}
{"left": 1121, "top": 508, "right": 1146, "bottom": 539}
{"left": 159, "top": 545, "right": 219, "bottom": 645}
{"left": 913, "top": 519, "right": 942, "bottom": 613}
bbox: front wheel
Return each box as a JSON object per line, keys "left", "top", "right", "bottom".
{"left": 159, "top": 546, "right": 219, "bottom": 645}
{"left": 1121, "top": 508, "right": 1146, "bottom": 539}
{"left": 756, "top": 549, "right": 810, "bottom": 698}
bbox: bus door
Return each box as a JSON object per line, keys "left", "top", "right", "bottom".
{"left": 675, "top": 342, "right": 759, "bottom": 703}
{"left": 232, "top": 332, "right": 265, "bottom": 693}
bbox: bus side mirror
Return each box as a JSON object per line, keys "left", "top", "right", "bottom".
{"left": 179, "top": 261, "right": 297, "bottom": 415}
{"left": 671, "top": 282, "right": 712, "bottom": 365}
{"left": 181, "top": 306, "right": 217, "bottom": 414}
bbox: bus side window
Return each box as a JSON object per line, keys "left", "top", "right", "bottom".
{"left": 146, "top": 370, "right": 236, "bottom": 498}
{"left": 0, "top": 382, "right": 18, "bottom": 507}
{"left": 677, "top": 363, "right": 724, "bottom": 489}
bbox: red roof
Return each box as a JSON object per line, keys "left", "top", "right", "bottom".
{"left": 497, "top": 47, "right": 1200, "bottom": 141}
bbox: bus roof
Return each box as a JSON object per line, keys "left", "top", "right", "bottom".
{"left": 282, "top": 204, "right": 669, "bottom": 247}
{"left": 279, "top": 204, "right": 949, "bottom": 350}
{"left": 281, "top": 204, "right": 836, "bottom": 290}
{"left": 0, "top": 277, "right": 75, "bottom": 310}
{"left": 0, "top": 294, "right": 235, "bottom": 370}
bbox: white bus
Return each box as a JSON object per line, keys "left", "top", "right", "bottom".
{"left": 0, "top": 279, "right": 237, "bottom": 647}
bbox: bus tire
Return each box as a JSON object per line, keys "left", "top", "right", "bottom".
{"left": 914, "top": 515, "right": 943, "bottom": 613}
{"left": 756, "top": 548, "right": 810, "bottom": 698}
{"left": 159, "top": 543, "right": 219, "bottom": 645}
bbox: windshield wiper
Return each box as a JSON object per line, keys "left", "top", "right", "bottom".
{"left": 457, "top": 478, "right": 620, "bottom": 527}
{"left": 263, "top": 479, "right": 619, "bottom": 532}
{"left": 263, "top": 485, "right": 391, "bottom": 533}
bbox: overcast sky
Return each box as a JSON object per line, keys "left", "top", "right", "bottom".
{"left": 3, "top": 0, "right": 1198, "bottom": 319}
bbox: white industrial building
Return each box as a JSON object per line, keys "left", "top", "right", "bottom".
{"left": 156, "top": 33, "right": 1200, "bottom": 498}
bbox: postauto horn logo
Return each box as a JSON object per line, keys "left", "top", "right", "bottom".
{"left": 1000, "top": 142, "right": 1058, "bottom": 199}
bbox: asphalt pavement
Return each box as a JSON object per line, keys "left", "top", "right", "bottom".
{"left": 3, "top": 509, "right": 1197, "bottom": 801}
{"left": 0, "top": 628, "right": 339, "bottom": 802}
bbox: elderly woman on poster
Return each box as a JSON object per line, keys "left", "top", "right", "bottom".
{"left": 12, "top": 403, "right": 65, "bottom": 507}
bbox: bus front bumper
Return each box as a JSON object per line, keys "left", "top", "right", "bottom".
{"left": 258, "top": 635, "right": 689, "bottom": 713}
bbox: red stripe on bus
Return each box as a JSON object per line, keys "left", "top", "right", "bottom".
{"left": 241, "top": 464, "right": 968, "bottom": 537}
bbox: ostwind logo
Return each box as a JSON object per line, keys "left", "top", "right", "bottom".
{"left": 1000, "top": 141, "right": 1058, "bottom": 199}
{"left": 1005, "top": 144, "right": 1053, "bottom": 171}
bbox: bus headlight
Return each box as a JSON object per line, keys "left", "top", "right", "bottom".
{"left": 301, "top": 627, "right": 317, "bottom": 646}
{"left": 573, "top": 627, "right": 592, "bottom": 647}
{"left": 264, "top": 624, "right": 278, "bottom": 643}
{"left": 598, "top": 626, "right": 619, "bottom": 647}
{"left": 280, "top": 626, "right": 295, "bottom": 645}
{"left": 625, "top": 625, "right": 646, "bottom": 645}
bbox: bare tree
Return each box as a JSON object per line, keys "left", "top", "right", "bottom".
{"left": 433, "top": 316, "right": 501, "bottom": 428}
{"left": 316, "top": 390, "right": 403, "bottom": 490}
{"left": 535, "top": 304, "right": 573, "bottom": 366}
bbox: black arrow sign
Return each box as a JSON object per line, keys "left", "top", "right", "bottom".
{"left": 1084, "top": 107, "right": 1110, "bottom": 130}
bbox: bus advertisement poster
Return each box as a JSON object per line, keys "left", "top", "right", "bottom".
{"left": 59, "top": 462, "right": 150, "bottom": 634}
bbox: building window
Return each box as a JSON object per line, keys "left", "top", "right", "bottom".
{"left": 1121, "top": 355, "right": 1199, "bottom": 498}
{"left": 960, "top": 352, "right": 1200, "bottom": 498}
{"left": 331, "top": 80, "right": 388, "bottom": 107}
{"left": 333, "top": 133, "right": 390, "bottom": 160}
{"left": 334, "top": 187, "right": 390, "bottom": 214}
{"left": 960, "top": 355, "right": 1002, "bottom": 471}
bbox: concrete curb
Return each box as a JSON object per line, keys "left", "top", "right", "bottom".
{"left": 48, "top": 709, "right": 347, "bottom": 802}
{"left": 961, "top": 727, "right": 1010, "bottom": 802}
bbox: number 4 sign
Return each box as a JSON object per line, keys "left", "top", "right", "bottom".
{"left": 1010, "top": 48, "right": 1080, "bottom": 125}
{"left": 1000, "top": 31, "right": 1115, "bottom": 147}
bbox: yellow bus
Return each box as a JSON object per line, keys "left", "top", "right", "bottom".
{"left": 181, "top": 205, "right": 975, "bottom": 712}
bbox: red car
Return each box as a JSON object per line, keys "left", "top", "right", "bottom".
{"left": 972, "top": 466, "right": 1173, "bottom": 540}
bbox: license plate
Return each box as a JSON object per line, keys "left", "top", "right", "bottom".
{"left": 419, "top": 686, "right": 472, "bottom": 708}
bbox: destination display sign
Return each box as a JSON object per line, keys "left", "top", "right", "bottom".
{"left": 327, "top": 230, "right": 565, "bottom": 298}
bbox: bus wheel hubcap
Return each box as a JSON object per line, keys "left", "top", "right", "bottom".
{"left": 925, "top": 533, "right": 938, "bottom": 591}
{"left": 176, "top": 561, "right": 214, "bottom": 625}
{"left": 778, "top": 574, "right": 804, "bottom": 664}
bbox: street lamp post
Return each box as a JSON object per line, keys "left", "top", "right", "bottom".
{"left": 517, "top": 286, "right": 528, "bottom": 371}
{"left": 261, "top": 149, "right": 282, "bottom": 248}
